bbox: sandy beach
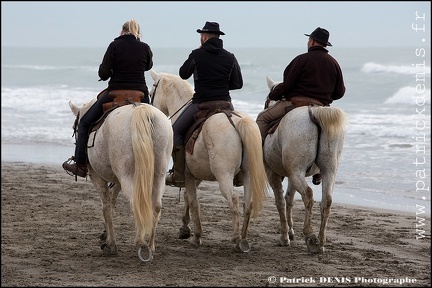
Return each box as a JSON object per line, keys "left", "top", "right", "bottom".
{"left": 1, "top": 161, "right": 430, "bottom": 287}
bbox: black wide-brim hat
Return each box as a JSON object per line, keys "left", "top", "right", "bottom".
{"left": 197, "top": 21, "right": 225, "bottom": 35}
{"left": 305, "top": 27, "right": 332, "bottom": 46}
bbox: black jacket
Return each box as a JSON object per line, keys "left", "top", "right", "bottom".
{"left": 179, "top": 38, "right": 243, "bottom": 104}
{"left": 269, "top": 46, "right": 345, "bottom": 106}
{"left": 98, "top": 34, "right": 153, "bottom": 95}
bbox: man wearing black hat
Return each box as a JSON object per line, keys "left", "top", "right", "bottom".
{"left": 166, "top": 21, "right": 243, "bottom": 187}
{"left": 256, "top": 27, "right": 346, "bottom": 185}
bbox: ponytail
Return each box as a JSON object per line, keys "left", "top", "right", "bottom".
{"left": 122, "top": 19, "right": 141, "bottom": 40}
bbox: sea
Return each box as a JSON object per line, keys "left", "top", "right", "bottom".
{"left": 1, "top": 46, "right": 431, "bottom": 217}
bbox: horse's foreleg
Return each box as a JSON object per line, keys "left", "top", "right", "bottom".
{"left": 186, "top": 183, "right": 202, "bottom": 246}
{"left": 268, "top": 171, "right": 289, "bottom": 246}
{"left": 285, "top": 181, "right": 296, "bottom": 242}
{"left": 109, "top": 182, "right": 121, "bottom": 208}
{"left": 100, "top": 183, "right": 121, "bottom": 241}
{"left": 179, "top": 189, "right": 191, "bottom": 239}
{"left": 91, "top": 174, "right": 118, "bottom": 256}
{"left": 97, "top": 180, "right": 120, "bottom": 256}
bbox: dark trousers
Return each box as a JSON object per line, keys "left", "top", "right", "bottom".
{"left": 172, "top": 102, "right": 200, "bottom": 146}
{"left": 74, "top": 90, "right": 150, "bottom": 164}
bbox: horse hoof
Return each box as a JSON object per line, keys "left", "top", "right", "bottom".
{"left": 137, "top": 245, "right": 153, "bottom": 263}
{"left": 305, "top": 235, "right": 320, "bottom": 254}
{"left": 288, "top": 232, "right": 295, "bottom": 241}
{"left": 234, "top": 239, "right": 251, "bottom": 253}
{"left": 99, "top": 230, "right": 107, "bottom": 241}
{"left": 179, "top": 227, "right": 191, "bottom": 239}
{"left": 101, "top": 243, "right": 118, "bottom": 256}
{"left": 189, "top": 237, "right": 202, "bottom": 247}
{"left": 278, "top": 236, "right": 290, "bottom": 247}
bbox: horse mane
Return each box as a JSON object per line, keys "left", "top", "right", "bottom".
{"left": 159, "top": 73, "right": 194, "bottom": 101}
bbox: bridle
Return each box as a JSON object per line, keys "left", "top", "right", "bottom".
{"left": 149, "top": 79, "right": 160, "bottom": 106}
{"left": 72, "top": 111, "right": 80, "bottom": 139}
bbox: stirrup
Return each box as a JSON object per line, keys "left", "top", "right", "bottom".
{"left": 165, "top": 170, "right": 185, "bottom": 188}
{"left": 312, "top": 174, "right": 322, "bottom": 185}
{"left": 165, "top": 170, "right": 175, "bottom": 186}
{"left": 62, "top": 156, "right": 77, "bottom": 177}
{"left": 62, "top": 156, "right": 87, "bottom": 181}
{"left": 233, "top": 173, "right": 244, "bottom": 187}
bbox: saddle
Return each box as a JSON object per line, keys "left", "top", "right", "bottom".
{"left": 184, "top": 100, "right": 239, "bottom": 155}
{"left": 91, "top": 89, "right": 144, "bottom": 133}
{"left": 102, "top": 90, "right": 144, "bottom": 113}
{"left": 267, "top": 96, "right": 325, "bottom": 135}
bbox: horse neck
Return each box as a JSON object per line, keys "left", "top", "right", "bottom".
{"left": 167, "top": 93, "right": 189, "bottom": 123}
{"left": 166, "top": 78, "right": 193, "bottom": 118}
{"left": 80, "top": 98, "right": 97, "bottom": 118}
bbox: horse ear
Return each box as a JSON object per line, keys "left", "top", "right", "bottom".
{"left": 69, "top": 101, "right": 80, "bottom": 116}
{"left": 150, "top": 69, "right": 159, "bottom": 81}
{"left": 266, "top": 76, "right": 276, "bottom": 90}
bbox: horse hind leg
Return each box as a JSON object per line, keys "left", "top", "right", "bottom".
{"left": 236, "top": 174, "right": 252, "bottom": 252}
{"left": 217, "top": 176, "right": 241, "bottom": 245}
{"left": 268, "top": 170, "right": 290, "bottom": 246}
{"left": 136, "top": 190, "right": 163, "bottom": 263}
{"left": 229, "top": 192, "right": 241, "bottom": 245}
{"left": 178, "top": 174, "right": 200, "bottom": 240}
{"left": 285, "top": 180, "right": 296, "bottom": 242}
{"left": 317, "top": 172, "right": 336, "bottom": 254}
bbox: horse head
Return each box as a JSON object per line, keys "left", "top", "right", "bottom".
{"left": 68, "top": 99, "right": 97, "bottom": 131}
{"left": 266, "top": 75, "right": 278, "bottom": 90}
{"left": 265, "top": 76, "right": 281, "bottom": 108}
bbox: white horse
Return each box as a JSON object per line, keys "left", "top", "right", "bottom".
{"left": 264, "top": 76, "right": 348, "bottom": 254}
{"left": 149, "top": 70, "right": 268, "bottom": 252}
{"left": 68, "top": 100, "right": 173, "bottom": 262}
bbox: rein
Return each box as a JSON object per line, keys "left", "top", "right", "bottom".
{"left": 169, "top": 99, "right": 192, "bottom": 121}
{"left": 72, "top": 111, "right": 80, "bottom": 139}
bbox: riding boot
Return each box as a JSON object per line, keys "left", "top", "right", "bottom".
{"left": 62, "top": 156, "right": 87, "bottom": 179}
{"left": 312, "top": 173, "right": 322, "bottom": 185}
{"left": 166, "top": 145, "right": 185, "bottom": 188}
{"left": 234, "top": 170, "right": 244, "bottom": 187}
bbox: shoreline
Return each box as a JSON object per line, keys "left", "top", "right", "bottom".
{"left": 1, "top": 160, "right": 427, "bottom": 218}
{"left": 1, "top": 148, "right": 429, "bottom": 218}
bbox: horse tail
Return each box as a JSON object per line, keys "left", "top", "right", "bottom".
{"left": 311, "top": 106, "right": 348, "bottom": 137}
{"left": 130, "top": 104, "right": 155, "bottom": 243}
{"left": 235, "top": 114, "right": 269, "bottom": 218}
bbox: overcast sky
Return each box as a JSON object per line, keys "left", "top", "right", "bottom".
{"left": 1, "top": 1, "right": 430, "bottom": 48}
